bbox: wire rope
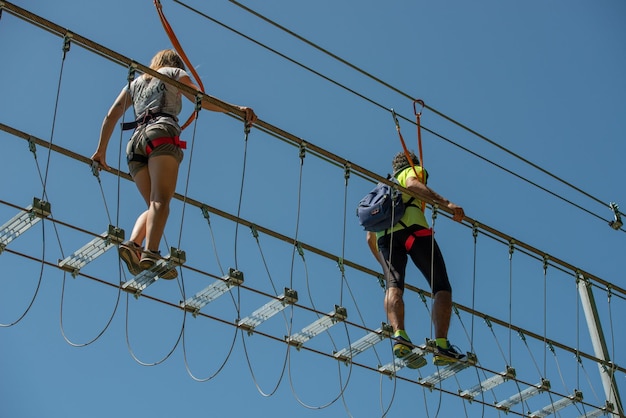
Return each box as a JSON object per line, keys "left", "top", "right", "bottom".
{"left": 124, "top": 292, "right": 184, "bottom": 366}
{"left": 1, "top": 240, "right": 617, "bottom": 417}
{"left": 239, "top": 226, "right": 292, "bottom": 396}
{"left": 0, "top": 219, "right": 45, "bottom": 327}
{"left": 223, "top": 0, "right": 625, "bottom": 223}
{"left": 233, "top": 122, "right": 251, "bottom": 270}
{"left": 58, "top": 269, "right": 122, "bottom": 347}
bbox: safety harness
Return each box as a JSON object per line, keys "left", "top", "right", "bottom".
{"left": 404, "top": 227, "right": 433, "bottom": 252}
{"left": 123, "top": 110, "right": 187, "bottom": 164}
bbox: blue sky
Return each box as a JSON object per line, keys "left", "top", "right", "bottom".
{"left": 1, "top": 1, "right": 625, "bottom": 417}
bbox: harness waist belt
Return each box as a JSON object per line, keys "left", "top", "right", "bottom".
{"left": 146, "top": 136, "right": 187, "bottom": 155}
{"left": 405, "top": 228, "right": 433, "bottom": 252}
{"left": 122, "top": 111, "right": 177, "bottom": 131}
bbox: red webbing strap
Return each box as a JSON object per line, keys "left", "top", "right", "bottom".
{"left": 413, "top": 99, "right": 426, "bottom": 212}
{"left": 404, "top": 228, "right": 433, "bottom": 252}
{"left": 146, "top": 136, "right": 187, "bottom": 156}
{"left": 154, "top": 0, "right": 205, "bottom": 130}
{"left": 413, "top": 99, "right": 425, "bottom": 177}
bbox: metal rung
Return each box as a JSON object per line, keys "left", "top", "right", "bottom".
{"left": 334, "top": 323, "right": 393, "bottom": 363}
{"left": 420, "top": 353, "right": 477, "bottom": 388}
{"left": 122, "top": 248, "right": 186, "bottom": 297}
{"left": 238, "top": 288, "right": 298, "bottom": 334}
{"left": 530, "top": 390, "right": 583, "bottom": 418}
{"left": 577, "top": 401, "right": 614, "bottom": 418}
{"left": 58, "top": 225, "right": 124, "bottom": 276}
{"left": 0, "top": 198, "right": 51, "bottom": 252}
{"left": 496, "top": 379, "right": 551, "bottom": 411}
{"left": 378, "top": 345, "right": 428, "bottom": 375}
{"left": 460, "top": 366, "right": 516, "bottom": 400}
{"left": 286, "top": 305, "right": 347, "bottom": 349}
{"left": 181, "top": 268, "right": 243, "bottom": 316}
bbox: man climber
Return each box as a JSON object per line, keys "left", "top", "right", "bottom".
{"left": 366, "top": 151, "right": 466, "bottom": 366}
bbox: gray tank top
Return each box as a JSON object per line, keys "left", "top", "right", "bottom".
{"left": 128, "top": 67, "right": 189, "bottom": 124}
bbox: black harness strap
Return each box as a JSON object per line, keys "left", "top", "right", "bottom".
{"left": 122, "top": 111, "right": 177, "bottom": 131}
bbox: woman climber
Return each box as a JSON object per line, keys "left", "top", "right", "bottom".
{"left": 91, "top": 49, "right": 257, "bottom": 279}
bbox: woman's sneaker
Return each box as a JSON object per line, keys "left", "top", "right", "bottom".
{"left": 119, "top": 241, "right": 142, "bottom": 276}
{"left": 140, "top": 250, "right": 178, "bottom": 280}
{"left": 433, "top": 340, "right": 466, "bottom": 366}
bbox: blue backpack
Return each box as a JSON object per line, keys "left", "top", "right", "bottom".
{"left": 357, "top": 177, "right": 414, "bottom": 232}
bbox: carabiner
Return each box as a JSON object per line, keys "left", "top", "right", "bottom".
{"left": 413, "top": 99, "right": 425, "bottom": 116}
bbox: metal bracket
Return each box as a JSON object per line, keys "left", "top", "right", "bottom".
{"left": 608, "top": 202, "right": 623, "bottom": 230}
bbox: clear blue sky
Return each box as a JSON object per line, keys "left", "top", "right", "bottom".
{"left": 1, "top": 1, "right": 624, "bottom": 417}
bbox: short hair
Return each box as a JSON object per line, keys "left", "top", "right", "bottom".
{"left": 392, "top": 151, "right": 420, "bottom": 173}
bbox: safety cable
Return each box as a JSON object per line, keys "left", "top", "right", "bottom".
{"left": 240, "top": 225, "right": 291, "bottom": 397}
{"left": 124, "top": 292, "right": 184, "bottom": 366}
{"left": 543, "top": 255, "right": 549, "bottom": 378}
{"left": 58, "top": 269, "right": 122, "bottom": 347}
{"left": 0, "top": 140, "right": 48, "bottom": 327}
{"left": 0, "top": 221, "right": 44, "bottom": 327}
{"left": 508, "top": 240, "right": 514, "bottom": 366}
{"left": 40, "top": 34, "right": 73, "bottom": 262}
{"left": 181, "top": 312, "right": 238, "bottom": 382}
{"left": 470, "top": 224, "right": 478, "bottom": 353}
{"left": 4, "top": 0, "right": 623, "bottom": 236}
{"left": 4, "top": 192, "right": 613, "bottom": 378}
{"left": 200, "top": 206, "right": 225, "bottom": 276}
{"left": 223, "top": 0, "right": 624, "bottom": 223}
{"left": 283, "top": 147, "right": 352, "bottom": 411}
{"left": 2, "top": 240, "right": 618, "bottom": 417}
{"left": 234, "top": 121, "right": 251, "bottom": 270}
{"left": 2, "top": 177, "right": 622, "bottom": 380}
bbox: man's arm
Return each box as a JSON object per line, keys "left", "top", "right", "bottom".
{"left": 405, "top": 176, "right": 465, "bottom": 222}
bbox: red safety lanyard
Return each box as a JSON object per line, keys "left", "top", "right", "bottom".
{"left": 392, "top": 103, "right": 427, "bottom": 212}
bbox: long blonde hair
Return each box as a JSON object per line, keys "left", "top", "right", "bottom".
{"left": 143, "top": 49, "right": 186, "bottom": 81}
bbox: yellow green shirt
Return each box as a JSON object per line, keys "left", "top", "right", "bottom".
{"left": 376, "top": 166, "right": 429, "bottom": 238}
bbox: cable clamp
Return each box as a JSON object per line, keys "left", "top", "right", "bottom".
{"left": 608, "top": 202, "right": 622, "bottom": 230}
{"left": 62, "top": 32, "right": 73, "bottom": 53}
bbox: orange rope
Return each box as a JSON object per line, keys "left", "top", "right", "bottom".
{"left": 413, "top": 99, "right": 425, "bottom": 174}
{"left": 154, "top": 0, "right": 205, "bottom": 130}
{"left": 392, "top": 106, "right": 426, "bottom": 212}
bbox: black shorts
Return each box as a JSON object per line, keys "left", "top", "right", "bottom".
{"left": 376, "top": 225, "right": 452, "bottom": 294}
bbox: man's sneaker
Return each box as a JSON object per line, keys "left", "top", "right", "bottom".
{"left": 393, "top": 335, "right": 426, "bottom": 369}
{"left": 393, "top": 335, "right": 413, "bottom": 358}
{"left": 433, "top": 341, "right": 466, "bottom": 366}
{"left": 119, "top": 241, "right": 142, "bottom": 276}
{"left": 140, "top": 250, "right": 178, "bottom": 280}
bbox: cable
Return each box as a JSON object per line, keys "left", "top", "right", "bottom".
{"left": 223, "top": 0, "right": 625, "bottom": 223}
